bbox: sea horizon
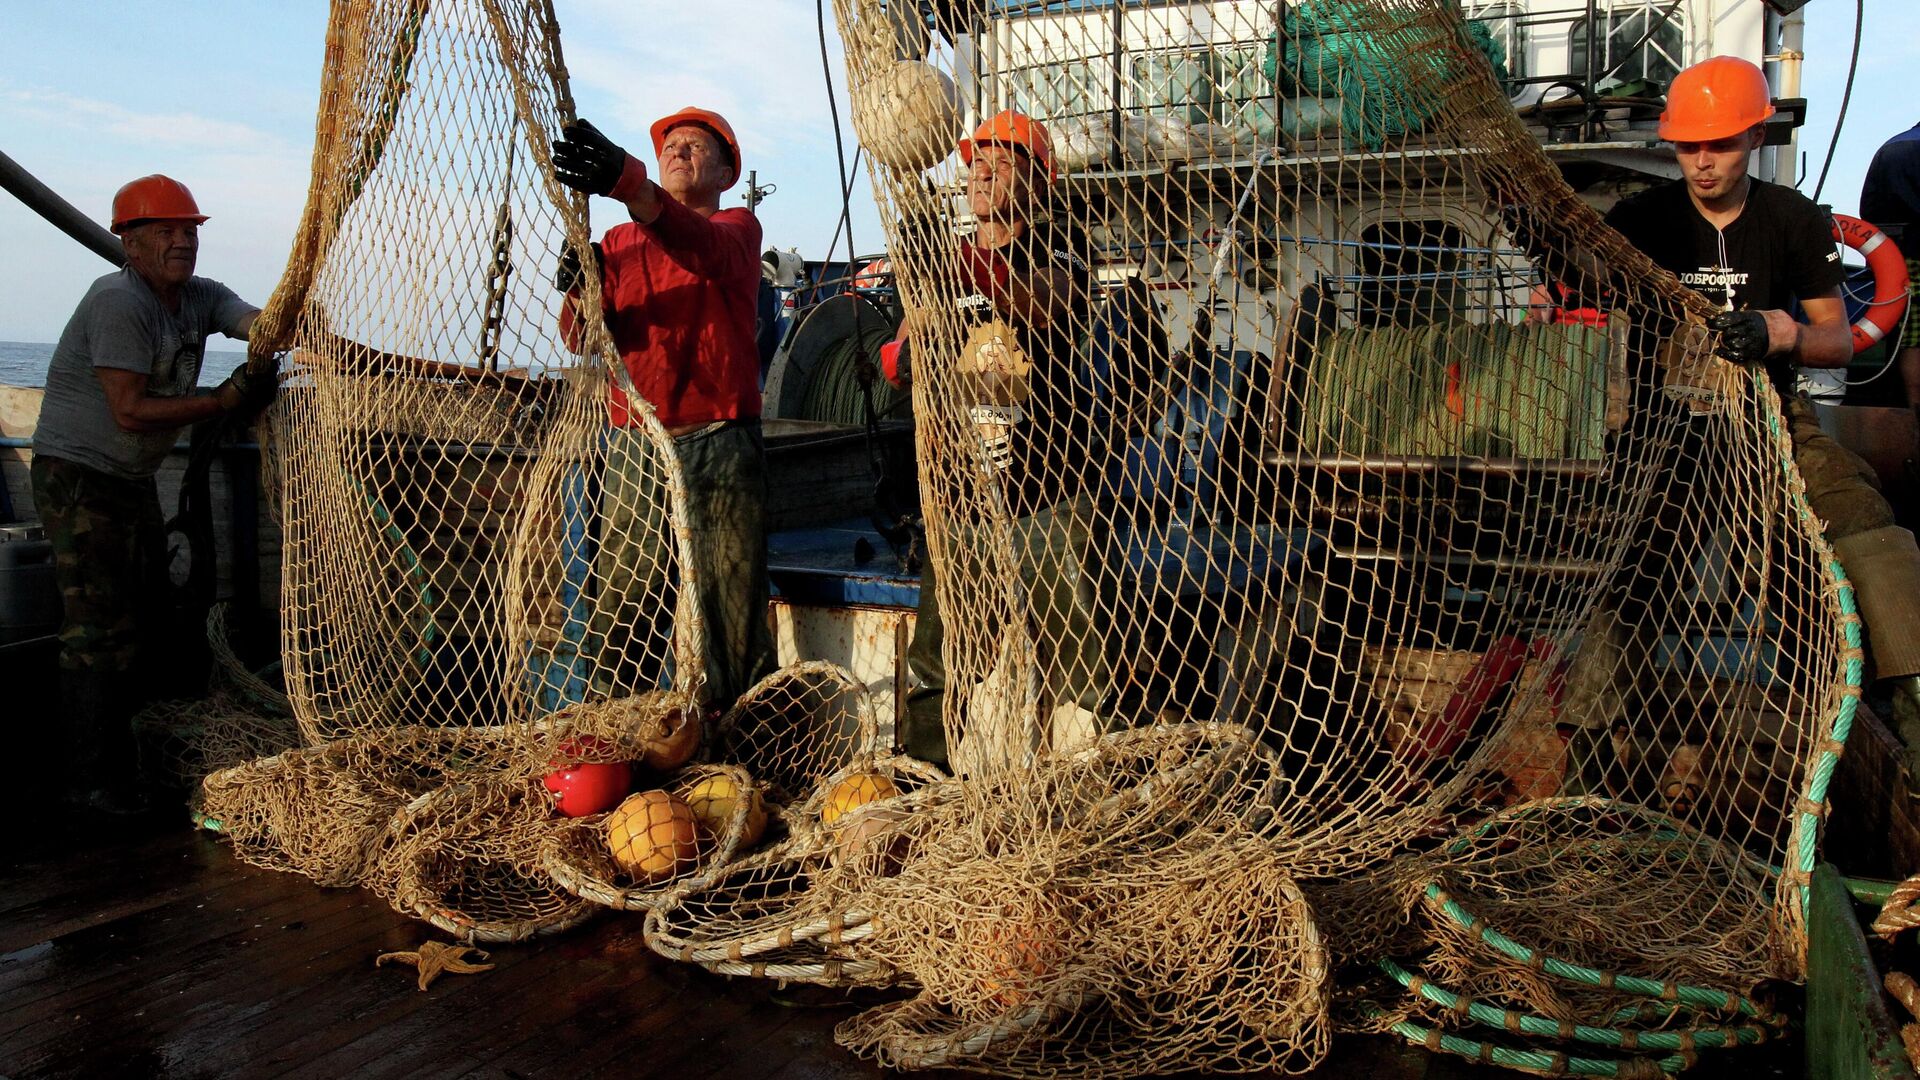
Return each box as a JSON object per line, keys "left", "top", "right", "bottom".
{"left": 0, "top": 339, "right": 248, "bottom": 390}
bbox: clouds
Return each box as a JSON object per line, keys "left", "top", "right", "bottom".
{"left": 1, "top": 88, "right": 289, "bottom": 153}
{"left": 0, "top": 0, "right": 895, "bottom": 343}
{"left": 0, "top": 79, "right": 315, "bottom": 342}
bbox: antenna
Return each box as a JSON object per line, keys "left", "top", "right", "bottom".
{"left": 744, "top": 170, "right": 777, "bottom": 213}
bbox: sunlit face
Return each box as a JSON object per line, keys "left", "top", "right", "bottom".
{"left": 657, "top": 124, "right": 735, "bottom": 203}
{"left": 966, "top": 144, "right": 1037, "bottom": 224}
{"left": 121, "top": 220, "right": 199, "bottom": 290}
{"left": 1672, "top": 128, "right": 1762, "bottom": 206}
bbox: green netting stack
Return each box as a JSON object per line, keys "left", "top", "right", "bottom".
{"left": 1263, "top": 0, "right": 1510, "bottom": 149}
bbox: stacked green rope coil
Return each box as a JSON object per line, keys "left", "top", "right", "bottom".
{"left": 1297, "top": 320, "right": 1609, "bottom": 459}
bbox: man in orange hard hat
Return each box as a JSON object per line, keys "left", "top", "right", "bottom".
{"left": 1585, "top": 56, "right": 1920, "bottom": 734}
{"left": 31, "top": 174, "right": 273, "bottom": 815}
{"left": 549, "top": 108, "right": 774, "bottom": 719}
{"left": 886, "top": 109, "right": 1120, "bottom": 772}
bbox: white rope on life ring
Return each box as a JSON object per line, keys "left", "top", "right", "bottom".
{"left": 1832, "top": 213, "right": 1911, "bottom": 353}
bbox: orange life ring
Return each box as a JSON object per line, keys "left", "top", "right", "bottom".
{"left": 1832, "top": 213, "right": 1911, "bottom": 353}
{"left": 851, "top": 257, "right": 893, "bottom": 291}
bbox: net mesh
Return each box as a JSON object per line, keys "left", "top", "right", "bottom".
{"left": 196, "top": 0, "right": 1860, "bottom": 1074}
{"left": 195, "top": 0, "right": 867, "bottom": 941}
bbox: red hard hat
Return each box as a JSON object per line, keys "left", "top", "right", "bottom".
{"left": 110, "top": 174, "right": 208, "bottom": 234}
{"left": 959, "top": 109, "right": 1056, "bottom": 182}
{"left": 650, "top": 107, "right": 743, "bottom": 189}
{"left": 1658, "top": 56, "right": 1776, "bottom": 143}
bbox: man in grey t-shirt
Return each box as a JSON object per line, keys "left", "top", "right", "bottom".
{"left": 30, "top": 174, "right": 274, "bottom": 815}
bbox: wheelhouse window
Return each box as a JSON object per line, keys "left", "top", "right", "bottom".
{"left": 1569, "top": 1, "right": 1686, "bottom": 89}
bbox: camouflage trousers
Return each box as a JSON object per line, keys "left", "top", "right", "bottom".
{"left": 587, "top": 421, "right": 775, "bottom": 712}
{"left": 30, "top": 454, "right": 171, "bottom": 677}
{"left": 31, "top": 454, "right": 173, "bottom": 795}
{"left": 1563, "top": 392, "right": 1917, "bottom": 750}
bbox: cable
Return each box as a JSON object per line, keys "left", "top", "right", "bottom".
{"left": 813, "top": 146, "right": 870, "bottom": 304}
{"left": 1811, "top": 0, "right": 1863, "bottom": 202}
{"left": 815, "top": 0, "right": 860, "bottom": 270}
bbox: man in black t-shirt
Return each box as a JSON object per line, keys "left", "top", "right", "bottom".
{"left": 887, "top": 110, "right": 1111, "bottom": 771}
{"left": 1605, "top": 177, "right": 1847, "bottom": 396}
{"left": 1600, "top": 57, "right": 1920, "bottom": 696}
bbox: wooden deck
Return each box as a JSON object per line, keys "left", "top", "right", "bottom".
{"left": 0, "top": 798, "right": 1815, "bottom": 1080}
{"left": 0, "top": 637, "right": 1816, "bottom": 1080}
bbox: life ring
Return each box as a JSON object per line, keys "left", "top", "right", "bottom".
{"left": 1832, "top": 213, "right": 1910, "bottom": 353}
{"left": 851, "top": 257, "right": 893, "bottom": 291}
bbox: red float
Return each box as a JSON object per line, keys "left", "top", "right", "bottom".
{"left": 544, "top": 738, "right": 633, "bottom": 818}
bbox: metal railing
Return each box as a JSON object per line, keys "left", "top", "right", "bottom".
{"left": 974, "top": 0, "right": 1689, "bottom": 154}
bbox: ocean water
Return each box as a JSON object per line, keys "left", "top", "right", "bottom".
{"left": 0, "top": 340, "right": 248, "bottom": 389}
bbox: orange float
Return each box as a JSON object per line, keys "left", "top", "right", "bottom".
{"left": 605, "top": 790, "right": 704, "bottom": 883}
{"left": 820, "top": 772, "right": 900, "bottom": 827}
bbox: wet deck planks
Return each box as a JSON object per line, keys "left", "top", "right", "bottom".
{"left": 0, "top": 815, "right": 1801, "bottom": 1080}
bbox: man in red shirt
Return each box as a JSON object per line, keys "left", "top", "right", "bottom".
{"left": 552, "top": 107, "right": 773, "bottom": 714}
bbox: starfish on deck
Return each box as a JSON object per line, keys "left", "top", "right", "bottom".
{"left": 375, "top": 940, "right": 496, "bottom": 991}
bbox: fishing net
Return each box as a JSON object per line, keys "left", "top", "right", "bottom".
{"left": 641, "top": 0, "right": 1858, "bottom": 1075}
{"left": 193, "top": 0, "right": 869, "bottom": 942}
{"left": 188, "top": 0, "right": 1862, "bottom": 1073}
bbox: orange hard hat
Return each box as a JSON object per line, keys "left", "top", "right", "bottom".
{"left": 110, "top": 174, "right": 208, "bottom": 234}
{"left": 1658, "top": 56, "right": 1776, "bottom": 143}
{"left": 959, "top": 110, "right": 1056, "bottom": 182}
{"left": 650, "top": 107, "right": 743, "bottom": 189}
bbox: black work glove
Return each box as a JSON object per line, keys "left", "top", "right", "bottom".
{"left": 220, "top": 362, "right": 278, "bottom": 414}
{"left": 552, "top": 119, "right": 639, "bottom": 199}
{"left": 1707, "top": 310, "right": 1770, "bottom": 364}
{"left": 554, "top": 241, "right": 604, "bottom": 294}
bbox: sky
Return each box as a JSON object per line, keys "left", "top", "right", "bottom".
{"left": 0, "top": 0, "right": 1914, "bottom": 344}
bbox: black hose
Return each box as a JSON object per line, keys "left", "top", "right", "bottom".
{"left": 1812, "top": 0, "right": 1864, "bottom": 202}
{"left": 0, "top": 150, "right": 122, "bottom": 266}
{"left": 816, "top": 0, "right": 858, "bottom": 267}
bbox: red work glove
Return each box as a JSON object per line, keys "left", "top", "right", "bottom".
{"left": 880, "top": 337, "right": 910, "bottom": 389}
{"left": 959, "top": 242, "right": 1011, "bottom": 299}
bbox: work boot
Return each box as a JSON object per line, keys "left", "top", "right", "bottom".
{"left": 58, "top": 669, "right": 150, "bottom": 817}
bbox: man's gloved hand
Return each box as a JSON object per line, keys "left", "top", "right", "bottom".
{"left": 554, "top": 241, "right": 604, "bottom": 294}
{"left": 218, "top": 362, "right": 278, "bottom": 415}
{"left": 551, "top": 119, "right": 648, "bottom": 202}
{"left": 1707, "top": 310, "right": 1771, "bottom": 363}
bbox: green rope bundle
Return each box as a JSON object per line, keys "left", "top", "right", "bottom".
{"left": 1298, "top": 321, "right": 1610, "bottom": 460}
{"left": 1263, "top": 1, "right": 1510, "bottom": 149}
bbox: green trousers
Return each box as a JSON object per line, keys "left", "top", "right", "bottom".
{"left": 588, "top": 422, "right": 775, "bottom": 712}
{"left": 1784, "top": 395, "right": 1920, "bottom": 679}
{"left": 901, "top": 498, "right": 1108, "bottom": 768}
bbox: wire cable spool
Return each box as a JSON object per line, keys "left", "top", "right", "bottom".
{"left": 765, "top": 291, "right": 908, "bottom": 426}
